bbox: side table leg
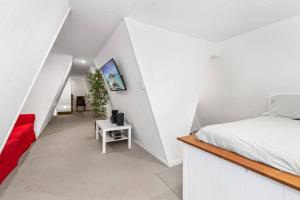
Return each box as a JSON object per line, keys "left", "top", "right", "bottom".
{"left": 128, "top": 127, "right": 131, "bottom": 149}
{"left": 102, "top": 130, "right": 106, "bottom": 154}
{"left": 95, "top": 123, "right": 99, "bottom": 140}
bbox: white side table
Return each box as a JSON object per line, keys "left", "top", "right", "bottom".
{"left": 95, "top": 120, "right": 131, "bottom": 154}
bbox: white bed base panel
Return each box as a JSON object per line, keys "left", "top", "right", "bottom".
{"left": 183, "top": 144, "right": 300, "bottom": 200}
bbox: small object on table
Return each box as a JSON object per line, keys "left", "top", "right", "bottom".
{"left": 110, "top": 110, "right": 118, "bottom": 123}
{"left": 116, "top": 113, "right": 124, "bottom": 126}
{"left": 110, "top": 131, "right": 122, "bottom": 140}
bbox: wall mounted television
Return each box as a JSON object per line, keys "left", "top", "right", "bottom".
{"left": 100, "top": 58, "right": 127, "bottom": 91}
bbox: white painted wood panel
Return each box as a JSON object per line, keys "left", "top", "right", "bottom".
{"left": 246, "top": 171, "right": 264, "bottom": 200}
{"left": 183, "top": 144, "right": 300, "bottom": 200}
{"left": 261, "top": 176, "right": 284, "bottom": 200}
{"left": 284, "top": 187, "right": 300, "bottom": 200}
{"left": 219, "top": 159, "right": 246, "bottom": 200}
{"left": 246, "top": 171, "right": 284, "bottom": 200}
{"left": 197, "top": 150, "right": 220, "bottom": 200}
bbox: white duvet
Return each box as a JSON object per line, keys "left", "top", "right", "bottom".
{"left": 196, "top": 116, "right": 300, "bottom": 176}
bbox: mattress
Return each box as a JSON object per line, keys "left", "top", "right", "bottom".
{"left": 196, "top": 116, "right": 300, "bottom": 176}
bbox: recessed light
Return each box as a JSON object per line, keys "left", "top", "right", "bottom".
{"left": 81, "top": 60, "right": 86, "bottom": 64}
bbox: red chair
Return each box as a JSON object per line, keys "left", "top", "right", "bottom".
{"left": 0, "top": 114, "right": 36, "bottom": 184}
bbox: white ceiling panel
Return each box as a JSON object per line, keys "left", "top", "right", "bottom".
{"left": 52, "top": 0, "right": 300, "bottom": 74}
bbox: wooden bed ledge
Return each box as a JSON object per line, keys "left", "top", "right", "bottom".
{"left": 178, "top": 135, "right": 300, "bottom": 191}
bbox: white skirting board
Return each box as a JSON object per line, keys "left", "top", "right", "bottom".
{"left": 183, "top": 144, "right": 300, "bottom": 200}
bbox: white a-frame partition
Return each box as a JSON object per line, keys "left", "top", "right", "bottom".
{"left": 0, "top": 0, "right": 70, "bottom": 152}
{"left": 95, "top": 19, "right": 214, "bottom": 166}
{"left": 22, "top": 54, "right": 73, "bottom": 137}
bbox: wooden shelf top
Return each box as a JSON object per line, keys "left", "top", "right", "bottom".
{"left": 178, "top": 134, "right": 300, "bottom": 191}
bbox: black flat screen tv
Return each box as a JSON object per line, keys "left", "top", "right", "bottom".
{"left": 100, "top": 59, "right": 126, "bottom": 91}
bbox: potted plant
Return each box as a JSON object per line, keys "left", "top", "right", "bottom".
{"left": 87, "top": 69, "right": 109, "bottom": 119}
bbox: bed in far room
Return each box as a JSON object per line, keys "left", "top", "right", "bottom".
{"left": 179, "top": 94, "right": 300, "bottom": 200}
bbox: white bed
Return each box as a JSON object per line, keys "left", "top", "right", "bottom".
{"left": 196, "top": 116, "right": 300, "bottom": 176}
{"left": 181, "top": 95, "right": 300, "bottom": 200}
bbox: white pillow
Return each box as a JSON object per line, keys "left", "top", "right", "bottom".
{"left": 265, "top": 94, "right": 300, "bottom": 119}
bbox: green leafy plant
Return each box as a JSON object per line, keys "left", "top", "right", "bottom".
{"left": 87, "top": 69, "right": 109, "bottom": 119}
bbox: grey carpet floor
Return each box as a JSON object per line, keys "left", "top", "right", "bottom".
{"left": 0, "top": 112, "right": 182, "bottom": 200}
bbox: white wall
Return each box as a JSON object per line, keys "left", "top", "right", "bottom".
{"left": 56, "top": 76, "right": 91, "bottom": 112}
{"left": 71, "top": 77, "right": 87, "bottom": 96}
{"left": 0, "top": 0, "right": 70, "bottom": 152}
{"left": 125, "top": 18, "right": 214, "bottom": 166}
{"left": 95, "top": 21, "right": 168, "bottom": 164}
{"left": 22, "top": 54, "right": 73, "bottom": 136}
{"left": 56, "top": 79, "right": 72, "bottom": 112}
{"left": 196, "top": 15, "right": 300, "bottom": 126}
